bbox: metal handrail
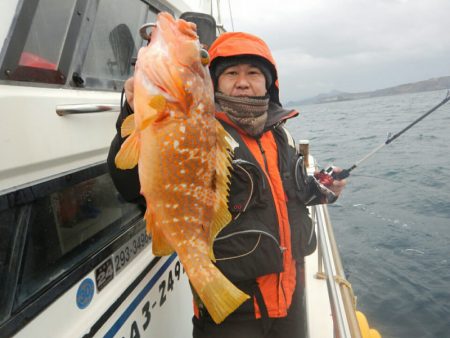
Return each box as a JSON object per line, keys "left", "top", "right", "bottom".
{"left": 314, "top": 203, "right": 351, "bottom": 338}
{"left": 312, "top": 203, "right": 362, "bottom": 338}
{"left": 299, "top": 137, "right": 362, "bottom": 338}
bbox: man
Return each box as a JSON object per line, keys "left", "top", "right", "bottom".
{"left": 107, "top": 31, "right": 346, "bottom": 338}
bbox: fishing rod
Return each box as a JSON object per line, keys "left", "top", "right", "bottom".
{"left": 316, "top": 91, "right": 450, "bottom": 186}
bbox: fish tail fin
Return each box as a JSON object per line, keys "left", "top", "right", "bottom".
{"left": 194, "top": 265, "right": 250, "bottom": 324}
{"left": 115, "top": 131, "right": 140, "bottom": 169}
{"left": 208, "top": 121, "right": 234, "bottom": 261}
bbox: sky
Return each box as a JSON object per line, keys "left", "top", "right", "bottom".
{"left": 213, "top": 0, "right": 450, "bottom": 103}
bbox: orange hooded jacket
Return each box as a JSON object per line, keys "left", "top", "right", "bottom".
{"left": 208, "top": 32, "right": 298, "bottom": 319}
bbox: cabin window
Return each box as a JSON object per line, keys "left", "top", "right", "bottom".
{"left": 19, "top": 1, "right": 74, "bottom": 71}
{"left": 0, "top": 0, "right": 80, "bottom": 84}
{"left": 0, "top": 209, "right": 17, "bottom": 320}
{"left": 80, "top": 0, "right": 157, "bottom": 90}
{"left": 0, "top": 166, "right": 143, "bottom": 324}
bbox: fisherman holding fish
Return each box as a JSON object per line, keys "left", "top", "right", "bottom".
{"left": 108, "top": 13, "right": 346, "bottom": 338}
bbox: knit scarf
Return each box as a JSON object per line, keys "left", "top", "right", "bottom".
{"left": 215, "top": 92, "right": 270, "bottom": 137}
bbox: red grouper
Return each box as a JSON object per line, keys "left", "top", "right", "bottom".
{"left": 114, "top": 12, "right": 249, "bottom": 323}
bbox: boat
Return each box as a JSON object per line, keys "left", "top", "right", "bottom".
{"left": 0, "top": 1, "right": 380, "bottom": 337}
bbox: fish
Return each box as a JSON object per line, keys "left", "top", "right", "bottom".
{"left": 114, "top": 12, "right": 249, "bottom": 324}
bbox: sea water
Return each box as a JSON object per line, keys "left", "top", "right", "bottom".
{"left": 288, "top": 90, "right": 450, "bottom": 338}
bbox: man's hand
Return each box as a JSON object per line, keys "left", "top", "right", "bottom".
{"left": 327, "top": 167, "right": 347, "bottom": 197}
{"left": 124, "top": 77, "right": 135, "bottom": 110}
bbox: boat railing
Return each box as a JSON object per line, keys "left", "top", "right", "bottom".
{"left": 299, "top": 140, "right": 363, "bottom": 338}
{"left": 311, "top": 203, "right": 362, "bottom": 338}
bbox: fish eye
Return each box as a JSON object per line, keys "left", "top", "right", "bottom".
{"left": 200, "top": 49, "right": 210, "bottom": 66}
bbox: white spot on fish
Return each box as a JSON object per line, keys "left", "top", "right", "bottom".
{"left": 180, "top": 125, "right": 186, "bottom": 133}
{"left": 174, "top": 140, "right": 179, "bottom": 149}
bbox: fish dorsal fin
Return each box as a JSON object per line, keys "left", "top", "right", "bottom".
{"left": 121, "top": 114, "right": 136, "bottom": 138}
{"left": 115, "top": 131, "right": 140, "bottom": 169}
{"left": 208, "top": 121, "right": 234, "bottom": 261}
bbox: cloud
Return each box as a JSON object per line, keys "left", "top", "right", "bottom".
{"left": 220, "top": 0, "right": 450, "bottom": 101}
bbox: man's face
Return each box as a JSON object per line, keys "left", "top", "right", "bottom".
{"left": 217, "top": 64, "right": 267, "bottom": 97}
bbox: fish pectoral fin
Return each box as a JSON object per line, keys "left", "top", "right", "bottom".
{"left": 151, "top": 226, "right": 174, "bottom": 256}
{"left": 141, "top": 95, "right": 168, "bottom": 128}
{"left": 208, "top": 121, "right": 234, "bottom": 261}
{"left": 149, "top": 94, "right": 166, "bottom": 112}
{"left": 115, "top": 131, "right": 140, "bottom": 169}
{"left": 144, "top": 205, "right": 154, "bottom": 234}
{"left": 121, "top": 114, "right": 136, "bottom": 138}
{"left": 144, "top": 206, "right": 173, "bottom": 255}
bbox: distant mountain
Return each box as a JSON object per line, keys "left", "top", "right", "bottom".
{"left": 285, "top": 76, "right": 450, "bottom": 106}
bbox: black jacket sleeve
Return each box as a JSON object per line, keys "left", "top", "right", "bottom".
{"left": 107, "top": 97, "right": 144, "bottom": 204}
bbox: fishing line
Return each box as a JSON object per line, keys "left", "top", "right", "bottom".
{"left": 347, "top": 203, "right": 413, "bottom": 228}
{"left": 321, "top": 91, "right": 450, "bottom": 183}
{"left": 350, "top": 173, "right": 396, "bottom": 183}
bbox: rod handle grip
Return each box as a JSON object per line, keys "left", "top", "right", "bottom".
{"left": 332, "top": 168, "right": 351, "bottom": 180}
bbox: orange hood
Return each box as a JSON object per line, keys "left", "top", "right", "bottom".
{"left": 208, "top": 32, "right": 281, "bottom": 106}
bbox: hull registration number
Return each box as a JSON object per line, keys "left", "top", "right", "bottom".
{"left": 95, "top": 227, "right": 150, "bottom": 292}
{"left": 114, "top": 228, "right": 150, "bottom": 274}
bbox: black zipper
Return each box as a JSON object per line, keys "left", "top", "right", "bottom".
{"left": 256, "top": 138, "right": 269, "bottom": 173}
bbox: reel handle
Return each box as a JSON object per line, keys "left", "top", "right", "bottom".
{"left": 315, "top": 167, "right": 351, "bottom": 186}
